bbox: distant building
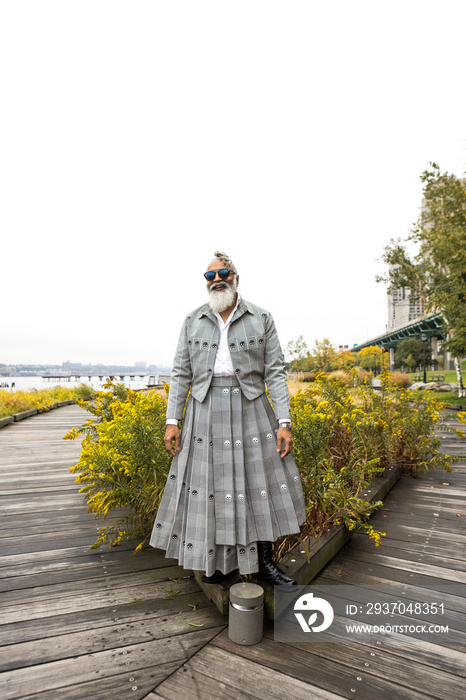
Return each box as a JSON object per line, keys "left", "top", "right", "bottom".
{"left": 0, "top": 366, "right": 15, "bottom": 377}
{"left": 387, "top": 269, "right": 426, "bottom": 331}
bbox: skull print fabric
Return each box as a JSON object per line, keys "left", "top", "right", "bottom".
{"left": 150, "top": 376, "right": 305, "bottom": 576}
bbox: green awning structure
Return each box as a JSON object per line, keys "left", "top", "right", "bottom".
{"left": 353, "top": 313, "right": 446, "bottom": 351}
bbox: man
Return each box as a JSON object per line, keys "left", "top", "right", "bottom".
{"left": 150, "top": 251, "right": 305, "bottom": 588}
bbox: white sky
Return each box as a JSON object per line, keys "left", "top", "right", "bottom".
{"left": 2, "top": 0, "right": 466, "bottom": 368}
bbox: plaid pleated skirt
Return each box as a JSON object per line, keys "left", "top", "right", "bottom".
{"left": 150, "top": 376, "right": 306, "bottom": 576}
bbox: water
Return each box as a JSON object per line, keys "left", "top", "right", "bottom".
{"left": 0, "top": 375, "right": 160, "bottom": 392}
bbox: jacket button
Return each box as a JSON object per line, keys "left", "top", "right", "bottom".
{"left": 207, "top": 368, "right": 212, "bottom": 374}
{"left": 235, "top": 368, "right": 240, "bottom": 374}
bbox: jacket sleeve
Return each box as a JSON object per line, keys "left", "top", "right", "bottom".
{"left": 166, "top": 317, "right": 193, "bottom": 421}
{"left": 263, "top": 313, "right": 291, "bottom": 421}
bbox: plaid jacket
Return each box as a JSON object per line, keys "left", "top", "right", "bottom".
{"left": 166, "top": 298, "right": 291, "bottom": 422}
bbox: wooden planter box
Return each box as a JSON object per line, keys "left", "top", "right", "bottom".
{"left": 13, "top": 409, "right": 38, "bottom": 421}
{"left": 195, "top": 464, "right": 401, "bottom": 619}
{"left": 0, "top": 399, "right": 86, "bottom": 429}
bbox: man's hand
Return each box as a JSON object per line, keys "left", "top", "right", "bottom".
{"left": 276, "top": 426, "right": 293, "bottom": 459}
{"left": 164, "top": 424, "right": 181, "bottom": 456}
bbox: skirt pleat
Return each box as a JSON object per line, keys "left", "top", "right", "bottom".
{"left": 150, "top": 376, "right": 305, "bottom": 576}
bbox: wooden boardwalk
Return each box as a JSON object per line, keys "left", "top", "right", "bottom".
{"left": 0, "top": 405, "right": 465, "bottom": 699}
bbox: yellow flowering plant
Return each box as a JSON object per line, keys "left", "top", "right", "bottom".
{"left": 280, "top": 370, "right": 456, "bottom": 554}
{"left": 0, "top": 383, "right": 94, "bottom": 418}
{"left": 64, "top": 380, "right": 171, "bottom": 550}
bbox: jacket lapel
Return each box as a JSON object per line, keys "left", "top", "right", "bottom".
{"left": 231, "top": 298, "right": 252, "bottom": 324}
{"left": 198, "top": 304, "right": 218, "bottom": 326}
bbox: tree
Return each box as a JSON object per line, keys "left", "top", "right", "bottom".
{"left": 356, "top": 346, "right": 387, "bottom": 373}
{"left": 336, "top": 348, "right": 356, "bottom": 371}
{"left": 377, "top": 163, "right": 466, "bottom": 396}
{"left": 286, "top": 335, "right": 308, "bottom": 363}
{"left": 394, "top": 338, "right": 431, "bottom": 371}
{"left": 311, "top": 338, "right": 339, "bottom": 372}
{"left": 285, "top": 335, "right": 313, "bottom": 372}
{"left": 286, "top": 337, "right": 343, "bottom": 373}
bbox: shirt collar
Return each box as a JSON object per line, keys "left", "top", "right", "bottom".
{"left": 213, "top": 294, "right": 241, "bottom": 327}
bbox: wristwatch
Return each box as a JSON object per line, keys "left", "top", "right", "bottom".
{"left": 280, "top": 421, "right": 292, "bottom": 430}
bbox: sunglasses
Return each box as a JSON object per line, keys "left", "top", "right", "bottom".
{"left": 203, "top": 268, "right": 234, "bottom": 282}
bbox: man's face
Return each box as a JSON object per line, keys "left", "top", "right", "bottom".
{"left": 205, "top": 258, "right": 239, "bottom": 313}
{"left": 205, "top": 258, "right": 238, "bottom": 295}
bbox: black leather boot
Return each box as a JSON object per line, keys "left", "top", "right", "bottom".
{"left": 201, "top": 570, "right": 229, "bottom": 584}
{"left": 254, "top": 541, "right": 298, "bottom": 589}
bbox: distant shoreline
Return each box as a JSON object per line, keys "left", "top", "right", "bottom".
{"left": 0, "top": 375, "right": 156, "bottom": 392}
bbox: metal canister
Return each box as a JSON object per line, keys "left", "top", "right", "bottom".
{"left": 228, "top": 582, "right": 264, "bottom": 645}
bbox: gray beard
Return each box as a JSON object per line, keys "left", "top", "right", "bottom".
{"left": 208, "top": 283, "right": 237, "bottom": 314}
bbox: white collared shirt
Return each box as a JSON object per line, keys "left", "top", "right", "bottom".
{"left": 212, "top": 294, "right": 240, "bottom": 377}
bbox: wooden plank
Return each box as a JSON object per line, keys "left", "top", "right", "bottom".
{"left": 0, "top": 543, "right": 170, "bottom": 580}
{"left": 333, "top": 547, "right": 466, "bottom": 583}
{"left": 264, "top": 617, "right": 466, "bottom": 679}
{"left": 1, "top": 627, "right": 224, "bottom": 700}
{"left": 290, "top": 583, "right": 466, "bottom": 649}
{"left": 0, "top": 564, "right": 195, "bottom": 608}
{"left": 152, "top": 643, "right": 347, "bottom": 700}
{"left": 0, "top": 551, "right": 180, "bottom": 593}
{"left": 185, "top": 636, "right": 428, "bottom": 700}
{"left": 260, "top": 623, "right": 466, "bottom": 697}
{"left": 0, "top": 534, "right": 117, "bottom": 558}
{"left": 347, "top": 537, "right": 466, "bottom": 571}
{"left": 0, "top": 605, "right": 226, "bottom": 672}
{"left": 0, "top": 575, "right": 204, "bottom": 625}
{"left": 214, "top": 628, "right": 465, "bottom": 700}
{"left": 317, "top": 554, "right": 465, "bottom": 593}
{"left": 0, "top": 511, "right": 101, "bottom": 530}
{"left": 0, "top": 589, "right": 219, "bottom": 646}
{"left": 361, "top": 522, "right": 466, "bottom": 548}
{"left": 18, "top": 662, "right": 182, "bottom": 700}
{"left": 317, "top": 560, "right": 466, "bottom": 615}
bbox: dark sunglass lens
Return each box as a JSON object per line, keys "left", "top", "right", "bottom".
{"left": 204, "top": 271, "right": 216, "bottom": 281}
{"left": 218, "top": 269, "right": 230, "bottom": 280}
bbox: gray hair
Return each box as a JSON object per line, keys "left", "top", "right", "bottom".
{"left": 214, "top": 250, "right": 237, "bottom": 274}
